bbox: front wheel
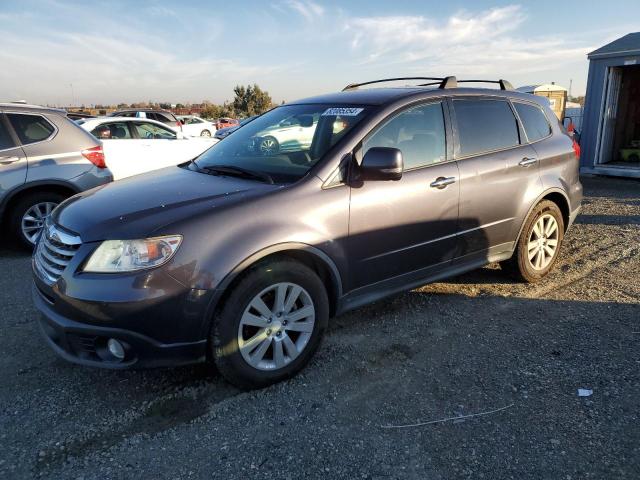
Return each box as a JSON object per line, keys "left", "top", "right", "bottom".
{"left": 211, "top": 259, "right": 329, "bottom": 389}
{"left": 200, "top": 129, "right": 211, "bottom": 137}
{"left": 502, "top": 200, "right": 564, "bottom": 283}
{"left": 258, "top": 136, "right": 279, "bottom": 155}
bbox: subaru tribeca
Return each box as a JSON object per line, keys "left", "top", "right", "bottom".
{"left": 32, "top": 77, "right": 582, "bottom": 389}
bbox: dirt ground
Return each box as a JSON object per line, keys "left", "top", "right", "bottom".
{"left": 0, "top": 175, "right": 638, "bottom": 479}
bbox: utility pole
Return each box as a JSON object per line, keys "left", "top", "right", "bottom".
{"left": 569, "top": 79, "right": 572, "bottom": 98}
{"left": 70, "top": 83, "right": 75, "bottom": 107}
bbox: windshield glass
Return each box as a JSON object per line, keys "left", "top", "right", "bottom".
{"left": 194, "top": 104, "right": 368, "bottom": 183}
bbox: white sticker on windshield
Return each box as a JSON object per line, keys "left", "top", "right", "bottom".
{"left": 321, "top": 107, "right": 364, "bottom": 117}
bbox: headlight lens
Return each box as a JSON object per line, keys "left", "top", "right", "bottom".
{"left": 83, "top": 235, "right": 182, "bottom": 273}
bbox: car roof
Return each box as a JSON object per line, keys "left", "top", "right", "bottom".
{"left": 0, "top": 103, "right": 67, "bottom": 114}
{"left": 110, "top": 108, "right": 174, "bottom": 114}
{"left": 288, "top": 86, "right": 550, "bottom": 107}
{"left": 79, "top": 117, "right": 174, "bottom": 129}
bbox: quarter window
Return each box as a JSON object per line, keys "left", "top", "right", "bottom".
{"left": 0, "top": 119, "right": 16, "bottom": 150}
{"left": 6, "top": 114, "right": 55, "bottom": 145}
{"left": 363, "top": 102, "right": 446, "bottom": 170}
{"left": 453, "top": 99, "right": 520, "bottom": 157}
{"left": 514, "top": 102, "right": 551, "bottom": 142}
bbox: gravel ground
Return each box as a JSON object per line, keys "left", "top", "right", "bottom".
{"left": 0, "top": 175, "right": 638, "bottom": 479}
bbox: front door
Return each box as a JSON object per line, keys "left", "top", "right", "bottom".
{"left": 347, "top": 100, "right": 459, "bottom": 290}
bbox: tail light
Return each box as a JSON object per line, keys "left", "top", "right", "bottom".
{"left": 81, "top": 145, "right": 106, "bottom": 168}
{"left": 572, "top": 138, "right": 581, "bottom": 160}
{"left": 176, "top": 121, "right": 182, "bottom": 131}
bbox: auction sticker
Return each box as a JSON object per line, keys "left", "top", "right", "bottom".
{"left": 321, "top": 107, "right": 364, "bottom": 117}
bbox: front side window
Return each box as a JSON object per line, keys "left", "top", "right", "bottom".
{"left": 91, "top": 122, "right": 132, "bottom": 140}
{"left": 194, "top": 104, "right": 368, "bottom": 183}
{"left": 453, "top": 99, "right": 520, "bottom": 157}
{"left": 514, "top": 102, "right": 551, "bottom": 142}
{"left": 6, "top": 113, "right": 55, "bottom": 145}
{"left": 363, "top": 102, "right": 446, "bottom": 170}
{"left": 133, "top": 122, "right": 176, "bottom": 139}
{"left": 0, "top": 118, "right": 16, "bottom": 150}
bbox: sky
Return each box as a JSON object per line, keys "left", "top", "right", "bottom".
{"left": 0, "top": 0, "right": 638, "bottom": 106}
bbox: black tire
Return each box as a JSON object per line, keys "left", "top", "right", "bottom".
{"left": 211, "top": 259, "right": 329, "bottom": 390}
{"left": 259, "top": 136, "right": 279, "bottom": 155}
{"left": 200, "top": 130, "right": 211, "bottom": 137}
{"left": 502, "top": 200, "right": 564, "bottom": 283}
{"left": 8, "top": 191, "right": 67, "bottom": 250}
{"left": 628, "top": 153, "right": 640, "bottom": 163}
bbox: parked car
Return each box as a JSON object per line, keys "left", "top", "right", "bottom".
{"left": 108, "top": 109, "right": 183, "bottom": 132}
{"left": 253, "top": 114, "right": 317, "bottom": 155}
{"left": 214, "top": 115, "right": 258, "bottom": 140}
{"left": 177, "top": 115, "right": 217, "bottom": 137}
{"left": 32, "top": 76, "right": 582, "bottom": 390}
{"left": 66, "top": 111, "right": 96, "bottom": 121}
{"left": 0, "top": 103, "right": 112, "bottom": 247}
{"left": 216, "top": 117, "right": 239, "bottom": 130}
{"left": 78, "top": 117, "right": 217, "bottom": 180}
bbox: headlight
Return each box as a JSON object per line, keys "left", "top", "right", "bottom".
{"left": 83, "top": 235, "right": 182, "bottom": 273}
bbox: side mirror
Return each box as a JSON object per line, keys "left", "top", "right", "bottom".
{"left": 360, "top": 147, "right": 403, "bottom": 181}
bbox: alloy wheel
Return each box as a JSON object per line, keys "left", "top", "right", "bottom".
{"left": 527, "top": 214, "right": 559, "bottom": 270}
{"left": 238, "top": 282, "right": 315, "bottom": 371}
{"left": 21, "top": 202, "right": 57, "bottom": 244}
{"left": 259, "top": 137, "right": 278, "bottom": 155}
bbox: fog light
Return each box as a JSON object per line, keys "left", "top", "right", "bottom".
{"left": 107, "top": 338, "right": 125, "bottom": 360}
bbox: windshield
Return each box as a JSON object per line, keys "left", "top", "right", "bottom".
{"left": 194, "top": 104, "right": 368, "bottom": 183}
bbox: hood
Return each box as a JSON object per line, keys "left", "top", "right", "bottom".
{"left": 54, "top": 165, "right": 279, "bottom": 242}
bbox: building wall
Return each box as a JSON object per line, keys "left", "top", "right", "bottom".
{"left": 581, "top": 54, "right": 640, "bottom": 170}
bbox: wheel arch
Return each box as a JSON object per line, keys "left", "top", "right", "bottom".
{"left": 203, "top": 243, "right": 343, "bottom": 339}
{"left": 0, "top": 180, "right": 79, "bottom": 223}
{"left": 515, "top": 188, "right": 571, "bottom": 242}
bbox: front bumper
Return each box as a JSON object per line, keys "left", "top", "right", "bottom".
{"left": 34, "top": 283, "right": 207, "bottom": 368}
{"left": 31, "top": 252, "right": 214, "bottom": 369}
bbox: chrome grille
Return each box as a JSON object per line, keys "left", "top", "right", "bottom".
{"left": 34, "top": 223, "right": 82, "bottom": 284}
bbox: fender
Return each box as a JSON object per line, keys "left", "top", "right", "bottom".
{"left": 200, "top": 242, "right": 344, "bottom": 337}
{"left": 0, "top": 179, "right": 80, "bottom": 218}
{"left": 514, "top": 187, "right": 571, "bottom": 244}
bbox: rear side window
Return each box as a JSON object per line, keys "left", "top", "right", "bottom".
{"left": 514, "top": 102, "right": 551, "bottom": 142}
{"left": 363, "top": 102, "right": 447, "bottom": 170}
{"left": 149, "top": 112, "right": 173, "bottom": 124}
{"left": 453, "top": 99, "right": 520, "bottom": 157}
{"left": 7, "top": 113, "right": 55, "bottom": 145}
{"left": 91, "top": 122, "right": 132, "bottom": 140}
{"left": 0, "top": 118, "right": 16, "bottom": 150}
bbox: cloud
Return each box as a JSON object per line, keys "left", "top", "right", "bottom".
{"left": 280, "top": 0, "right": 324, "bottom": 21}
{"left": 344, "top": 5, "right": 592, "bottom": 76}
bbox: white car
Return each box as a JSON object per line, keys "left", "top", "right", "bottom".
{"left": 178, "top": 115, "right": 217, "bottom": 137}
{"left": 78, "top": 117, "right": 217, "bottom": 180}
{"left": 254, "top": 114, "right": 316, "bottom": 155}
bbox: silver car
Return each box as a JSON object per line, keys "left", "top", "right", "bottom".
{"left": 0, "top": 103, "right": 113, "bottom": 247}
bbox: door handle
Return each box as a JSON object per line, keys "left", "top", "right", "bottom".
{"left": 0, "top": 156, "right": 20, "bottom": 165}
{"left": 519, "top": 157, "right": 538, "bottom": 167}
{"left": 430, "top": 176, "right": 456, "bottom": 189}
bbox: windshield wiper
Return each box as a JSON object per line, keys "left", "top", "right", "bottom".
{"left": 199, "top": 164, "right": 274, "bottom": 184}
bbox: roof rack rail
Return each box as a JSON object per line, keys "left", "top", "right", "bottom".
{"left": 342, "top": 76, "right": 458, "bottom": 91}
{"left": 456, "top": 79, "right": 514, "bottom": 90}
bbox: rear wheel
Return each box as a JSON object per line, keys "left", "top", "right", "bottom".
{"left": 502, "top": 200, "right": 564, "bottom": 283}
{"left": 211, "top": 259, "right": 328, "bottom": 389}
{"left": 200, "top": 129, "right": 211, "bottom": 137}
{"left": 9, "top": 192, "right": 66, "bottom": 249}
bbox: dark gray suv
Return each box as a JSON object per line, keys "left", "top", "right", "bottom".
{"left": 32, "top": 77, "right": 582, "bottom": 389}
{"left": 1, "top": 103, "right": 112, "bottom": 247}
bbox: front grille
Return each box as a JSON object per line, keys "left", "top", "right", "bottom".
{"left": 34, "top": 223, "right": 82, "bottom": 284}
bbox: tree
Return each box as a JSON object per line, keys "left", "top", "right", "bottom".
{"left": 231, "top": 84, "right": 273, "bottom": 117}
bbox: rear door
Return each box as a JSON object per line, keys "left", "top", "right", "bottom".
{"left": 0, "top": 113, "right": 28, "bottom": 198}
{"left": 450, "top": 97, "right": 541, "bottom": 260}
{"left": 347, "top": 100, "right": 460, "bottom": 289}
